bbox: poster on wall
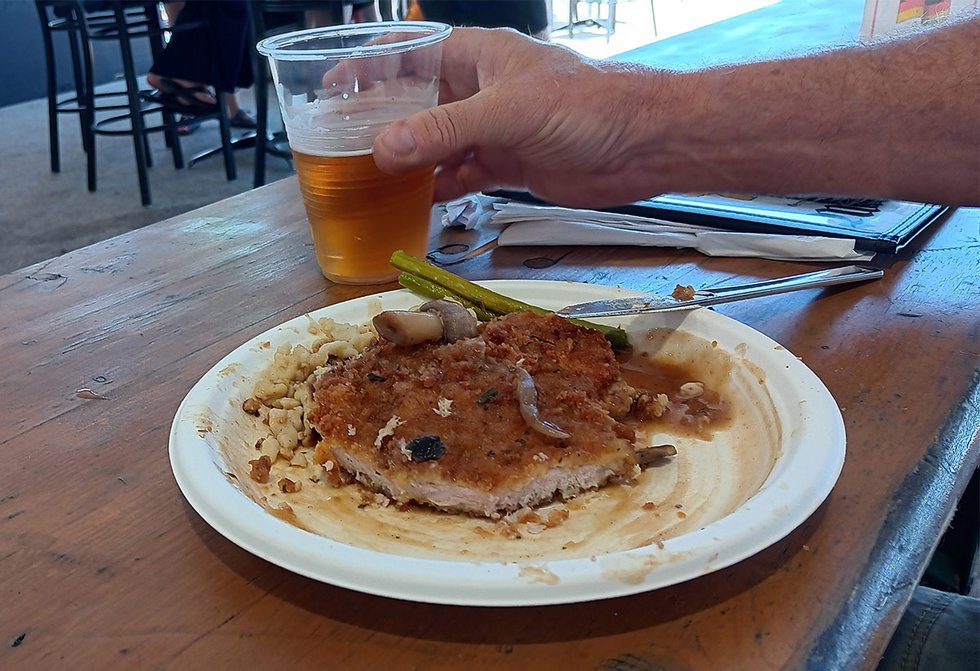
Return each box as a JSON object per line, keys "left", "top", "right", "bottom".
{"left": 861, "top": 0, "right": 977, "bottom": 38}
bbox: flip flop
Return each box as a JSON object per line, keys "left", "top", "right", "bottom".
{"left": 158, "top": 77, "right": 218, "bottom": 110}
{"left": 143, "top": 89, "right": 219, "bottom": 117}
{"left": 144, "top": 78, "right": 219, "bottom": 117}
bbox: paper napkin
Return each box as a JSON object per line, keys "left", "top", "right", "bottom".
{"left": 441, "top": 195, "right": 874, "bottom": 262}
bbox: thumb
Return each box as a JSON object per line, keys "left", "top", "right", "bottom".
{"left": 373, "top": 98, "right": 487, "bottom": 173}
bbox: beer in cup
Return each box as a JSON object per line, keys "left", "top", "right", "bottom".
{"left": 257, "top": 23, "right": 451, "bottom": 284}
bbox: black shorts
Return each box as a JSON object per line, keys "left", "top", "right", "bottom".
{"left": 417, "top": 1, "right": 549, "bottom": 35}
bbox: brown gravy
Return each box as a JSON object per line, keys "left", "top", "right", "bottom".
{"left": 619, "top": 350, "right": 731, "bottom": 439}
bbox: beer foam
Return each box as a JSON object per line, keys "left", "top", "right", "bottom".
{"left": 279, "top": 78, "right": 437, "bottom": 156}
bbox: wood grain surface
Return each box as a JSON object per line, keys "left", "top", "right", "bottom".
{"left": 1, "top": 178, "right": 977, "bottom": 670}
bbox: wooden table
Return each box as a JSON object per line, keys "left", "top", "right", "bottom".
{"left": 1, "top": 177, "right": 977, "bottom": 670}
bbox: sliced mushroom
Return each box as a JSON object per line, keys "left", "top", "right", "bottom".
{"left": 373, "top": 310, "right": 444, "bottom": 346}
{"left": 635, "top": 444, "right": 677, "bottom": 468}
{"left": 419, "top": 299, "right": 478, "bottom": 342}
{"left": 513, "top": 365, "right": 570, "bottom": 440}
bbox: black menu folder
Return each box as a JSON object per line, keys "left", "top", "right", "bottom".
{"left": 491, "top": 191, "right": 947, "bottom": 254}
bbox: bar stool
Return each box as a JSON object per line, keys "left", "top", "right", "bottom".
{"left": 34, "top": 0, "right": 124, "bottom": 174}
{"left": 37, "top": 1, "right": 239, "bottom": 206}
{"left": 83, "top": 1, "right": 242, "bottom": 205}
{"left": 35, "top": 1, "right": 185, "bottom": 205}
{"left": 82, "top": 2, "right": 189, "bottom": 205}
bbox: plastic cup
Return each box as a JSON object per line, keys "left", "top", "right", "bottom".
{"left": 257, "top": 22, "right": 451, "bottom": 284}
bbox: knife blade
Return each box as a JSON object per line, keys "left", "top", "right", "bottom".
{"left": 556, "top": 265, "right": 884, "bottom": 319}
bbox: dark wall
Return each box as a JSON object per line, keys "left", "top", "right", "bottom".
{"left": 0, "top": 0, "right": 152, "bottom": 109}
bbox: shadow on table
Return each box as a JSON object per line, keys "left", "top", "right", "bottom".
{"left": 184, "top": 496, "right": 826, "bottom": 644}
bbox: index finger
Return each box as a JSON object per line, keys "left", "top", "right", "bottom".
{"left": 434, "top": 27, "right": 535, "bottom": 104}
{"left": 318, "top": 24, "right": 448, "bottom": 95}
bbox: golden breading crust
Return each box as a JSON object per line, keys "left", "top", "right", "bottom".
{"left": 307, "top": 312, "right": 640, "bottom": 516}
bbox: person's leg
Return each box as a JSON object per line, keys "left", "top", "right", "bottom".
{"left": 148, "top": 1, "right": 217, "bottom": 106}
{"left": 224, "top": 92, "right": 240, "bottom": 117}
{"left": 876, "top": 586, "right": 980, "bottom": 671}
{"left": 149, "top": 1, "right": 253, "bottom": 108}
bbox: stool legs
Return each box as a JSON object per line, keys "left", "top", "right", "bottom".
{"left": 37, "top": 2, "right": 61, "bottom": 173}
{"left": 143, "top": 126, "right": 154, "bottom": 168}
{"left": 253, "top": 76, "right": 270, "bottom": 189}
{"left": 74, "top": 3, "right": 99, "bottom": 193}
{"left": 116, "top": 10, "right": 152, "bottom": 206}
{"left": 163, "top": 111, "right": 185, "bottom": 170}
{"left": 66, "top": 23, "right": 90, "bottom": 156}
{"left": 249, "top": 5, "right": 268, "bottom": 189}
{"left": 44, "top": 67, "right": 61, "bottom": 172}
{"left": 216, "top": 95, "right": 237, "bottom": 182}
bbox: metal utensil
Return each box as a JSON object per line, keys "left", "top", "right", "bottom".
{"left": 556, "top": 265, "right": 884, "bottom": 319}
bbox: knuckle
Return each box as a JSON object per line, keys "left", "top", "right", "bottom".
{"left": 422, "top": 108, "right": 462, "bottom": 150}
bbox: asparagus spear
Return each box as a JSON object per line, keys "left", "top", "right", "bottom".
{"left": 396, "top": 272, "right": 497, "bottom": 322}
{"left": 390, "top": 251, "right": 630, "bottom": 350}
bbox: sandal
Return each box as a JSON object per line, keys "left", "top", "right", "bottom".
{"left": 229, "top": 110, "right": 257, "bottom": 129}
{"left": 144, "top": 77, "right": 219, "bottom": 117}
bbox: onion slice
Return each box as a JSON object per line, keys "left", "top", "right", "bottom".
{"left": 513, "top": 365, "right": 570, "bottom": 440}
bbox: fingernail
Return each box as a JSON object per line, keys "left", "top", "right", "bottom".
{"left": 380, "top": 123, "right": 416, "bottom": 156}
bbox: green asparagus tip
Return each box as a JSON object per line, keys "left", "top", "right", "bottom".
{"left": 390, "top": 250, "right": 630, "bottom": 350}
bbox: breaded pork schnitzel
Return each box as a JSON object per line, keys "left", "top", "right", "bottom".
{"left": 308, "top": 311, "right": 645, "bottom": 517}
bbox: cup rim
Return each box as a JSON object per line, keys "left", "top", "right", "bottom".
{"left": 256, "top": 21, "right": 452, "bottom": 60}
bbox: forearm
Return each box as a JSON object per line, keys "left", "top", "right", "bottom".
{"left": 374, "top": 23, "right": 977, "bottom": 207}
{"left": 625, "top": 16, "right": 980, "bottom": 205}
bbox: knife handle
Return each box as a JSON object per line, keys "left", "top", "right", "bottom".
{"left": 700, "top": 265, "right": 884, "bottom": 305}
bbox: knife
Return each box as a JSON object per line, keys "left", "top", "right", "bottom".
{"left": 556, "top": 265, "right": 884, "bottom": 319}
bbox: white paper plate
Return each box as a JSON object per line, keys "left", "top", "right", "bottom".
{"left": 169, "top": 280, "right": 844, "bottom": 606}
